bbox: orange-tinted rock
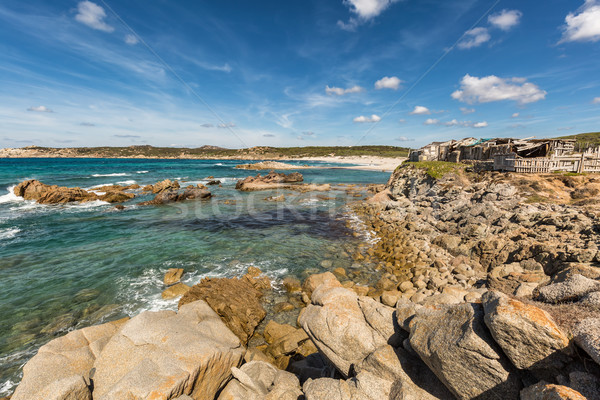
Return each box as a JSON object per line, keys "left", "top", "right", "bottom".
{"left": 164, "top": 268, "right": 184, "bottom": 286}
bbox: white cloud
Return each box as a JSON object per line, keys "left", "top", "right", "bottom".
{"left": 217, "top": 122, "right": 236, "bottom": 128}
{"left": 263, "top": 134, "right": 276, "bottom": 137}
{"left": 488, "top": 10, "right": 523, "bottom": 31}
{"left": 75, "top": 1, "right": 114, "bottom": 33}
{"left": 27, "top": 106, "right": 53, "bottom": 113}
{"left": 561, "top": 0, "right": 600, "bottom": 43}
{"left": 200, "top": 123, "right": 214, "bottom": 128}
{"left": 451, "top": 74, "right": 547, "bottom": 104}
{"left": 396, "top": 136, "right": 414, "bottom": 142}
{"left": 512, "top": 112, "right": 520, "bottom": 118}
{"left": 424, "top": 118, "right": 439, "bottom": 125}
{"left": 354, "top": 114, "right": 381, "bottom": 123}
{"left": 594, "top": 97, "right": 600, "bottom": 104}
{"left": 325, "top": 85, "right": 364, "bottom": 95}
{"left": 374, "top": 76, "right": 403, "bottom": 90}
{"left": 409, "top": 106, "right": 431, "bottom": 115}
{"left": 398, "top": 119, "right": 406, "bottom": 123}
{"left": 424, "top": 118, "right": 488, "bottom": 128}
{"left": 473, "top": 121, "right": 488, "bottom": 128}
{"left": 342, "top": 0, "right": 400, "bottom": 20}
{"left": 457, "top": 27, "right": 491, "bottom": 49}
{"left": 125, "top": 34, "right": 139, "bottom": 45}
{"left": 460, "top": 107, "right": 475, "bottom": 115}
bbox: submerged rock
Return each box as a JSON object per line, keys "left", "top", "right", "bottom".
{"left": 92, "top": 300, "right": 245, "bottom": 399}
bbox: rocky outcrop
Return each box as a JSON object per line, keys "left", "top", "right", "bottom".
{"left": 409, "top": 303, "right": 521, "bottom": 400}
{"left": 217, "top": 361, "right": 303, "bottom": 400}
{"left": 139, "top": 188, "right": 211, "bottom": 205}
{"left": 143, "top": 179, "right": 180, "bottom": 193}
{"left": 178, "top": 270, "right": 270, "bottom": 344}
{"left": 572, "top": 318, "right": 600, "bottom": 366}
{"left": 92, "top": 300, "right": 245, "bottom": 399}
{"left": 11, "top": 318, "right": 128, "bottom": 400}
{"left": 13, "top": 179, "right": 136, "bottom": 204}
{"left": 299, "top": 278, "right": 401, "bottom": 377}
{"left": 482, "top": 291, "right": 571, "bottom": 371}
{"left": 235, "top": 171, "right": 330, "bottom": 192}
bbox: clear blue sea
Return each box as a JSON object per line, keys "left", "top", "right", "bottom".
{"left": 0, "top": 157, "right": 388, "bottom": 395}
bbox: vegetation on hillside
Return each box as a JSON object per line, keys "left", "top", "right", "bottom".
{"left": 400, "top": 161, "right": 466, "bottom": 179}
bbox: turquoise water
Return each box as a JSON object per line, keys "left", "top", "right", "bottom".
{"left": 0, "top": 158, "right": 388, "bottom": 395}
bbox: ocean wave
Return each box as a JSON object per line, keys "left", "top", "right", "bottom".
{"left": 136, "top": 171, "right": 149, "bottom": 174}
{"left": 214, "top": 163, "right": 224, "bottom": 166}
{"left": 0, "top": 379, "right": 17, "bottom": 397}
{"left": 91, "top": 173, "right": 130, "bottom": 177}
{"left": 0, "top": 227, "right": 20, "bottom": 241}
{"left": 68, "top": 200, "right": 110, "bottom": 209}
{"left": 116, "top": 180, "right": 137, "bottom": 185}
{"left": 0, "top": 186, "right": 22, "bottom": 204}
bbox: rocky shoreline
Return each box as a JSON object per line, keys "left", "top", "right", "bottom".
{"left": 5, "top": 162, "right": 600, "bottom": 399}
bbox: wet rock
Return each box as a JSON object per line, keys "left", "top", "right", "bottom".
{"left": 99, "top": 191, "right": 135, "bottom": 203}
{"left": 264, "top": 194, "right": 285, "bottom": 202}
{"left": 218, "top": 361, "right": 303, "bottom": 400}
{"left": 178, "top": 272, "right": 268, "bottom": 344}
{"left": 164, "top": 268, "right": 184, "bottom": 286}
{"left": 139, "top": 188, "right": 211, "bottom": 205}
{"left": 14, "top": 179, "right": 52, "bottom": 201}
{"left": 537, "top": 274, "right": 600, "bottom": 303}
{"left": 482, "top": 291, "right": 571, "bottom": 371}
{"left": 520, "top": 382, "right": 586, "bottom": 400}
{"left": 282, "top": 276, "right": 301, "bottom": 293}
{"left": 11, "top": 318, "right": 128, "bottom": 400}
{"left": 302, "top": 272, "right": 341, "bottom": 299}
{"left": 161, "top": 283, "right": 190, "bottom": 299}
{"left": 299, "top": 279, "right": 400, "bottom": 377}
{"left": 143, "top": 179, "right": 180, "bottom": 194}
{"left": 572, "top": 318, "right": 600, "bottom": 366}
{"left": 92, "top": 301, "right": 244, "bottom": 400}
{"left": 235, "top": 171, "right": 303, "bottom": 191}
{"left": 409, "top": 303, "right": 521, "bottom": 400}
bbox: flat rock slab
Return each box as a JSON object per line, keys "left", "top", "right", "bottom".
{"left": 573, "top": 318, "right": 600, "bottom": 366}
{"left": 164, "top": 268, "right": 184, "bottom": 285}
{"left": 11, "top": 318, "right": 128, "bottom": 400}
{"left": 482, "top": 291, "right": 571, "bottom": 370}
{"left": 538, "top": 274, "right": 600, "bottom": 303}
{"left": 92, "top": 300, "right": 245, "bottom": 400}
{"left": 409, "top": 303, "right": 521, "bottom": 400}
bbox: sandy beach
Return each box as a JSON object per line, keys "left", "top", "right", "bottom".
{"left": 294, "top": 156, "right": 406, "bottom": 172}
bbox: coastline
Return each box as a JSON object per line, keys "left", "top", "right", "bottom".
{"left": 292, "top": 156, "right": 406, "bottom": 172}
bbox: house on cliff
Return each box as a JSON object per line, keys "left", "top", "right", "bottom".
{"left": 410, "top": 137, "right": 600, "bottom": 173}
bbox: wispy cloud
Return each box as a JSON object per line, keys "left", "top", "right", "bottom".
{"left": 593, "top": 97, "right": 600, "bottom": 104}
{"left": 457, "top": 27, "right": 490, "bottom": 50}
{"left": 80, "top": 122, "right": 95, "bottom": 126}
{"left": 354, "top": 114, "right": 381, "bottom": 123}
{"left": 488, "top": 10, "right": 523, "bottom": 31}
{"left": 125, "top": 34, "right": 139, "bottom": 45}
{"left": 75, "top": 1, "right": 114, "bottom": 33}
{"left": 218, "top": 122, "right": 236, "bottom": 128}
{"left": 374, "top": 76, "right": 403, "bottom": 90}
{"left": 395, "top": 136, "right": 414, "bottom": 142}
{"left": 452, "top": 74, "right": 546, "bottom": 105}
{"left": 28, "top": 105, "right": 53, "bottom": 113}
{"left": 263, "top": 133, "right": 275, "bottom": 137}
{"left": 200, "top": 123, "right": 214, "bottom": 128}
{"left": 113, "top": 134, "right": 141, "bottom": 138}
{"left": 325, "top": 85, "right": 364, "bottom": 95}
{"left": 460, "top": 107, "right": 475, "bottom": 115}
{"left": 424, "top": 118, "right": 488, "bottom": 128}
{"left": 560, "top": 0, "right": 600, "bottom": 43}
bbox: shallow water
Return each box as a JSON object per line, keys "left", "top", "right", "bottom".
{"left": 0, "top": 157, "right": 388, "bottom": 395}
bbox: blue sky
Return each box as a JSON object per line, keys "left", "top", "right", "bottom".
{"left": 0, "top": 0, "right": 599, "bottom": 148}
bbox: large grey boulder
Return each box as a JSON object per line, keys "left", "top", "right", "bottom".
{"left": 11, "top": 318, "right": 128, "bottom": 400}
{"left": 409, "top": 303, "right": 521, "bottom": 400}
{"left": 218, "top": 361, "right": 303, "bottom": 400}
{"left": 355, "top": 345, "right": 453, "bottom": 400}
{"left": 482, "top": 291, "right": 571, "bottom": 370}
{"left": 573, "top": 318, "right": 600, "bottom": 366}
{"left": 537, "top": 274, "right": 600, "bottom": 303}
{"left": 299, "top": 279, "right": 401, "bottom": 377}
{"left": 302, "top": 371, "right": 392, "bottom": 400}
{"left": 92, "top": 300, "right": 245, "bottom": 400}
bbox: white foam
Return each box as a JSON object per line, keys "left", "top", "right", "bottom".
{"left": 0, "top": 379, "right": 17, "bottom": 397}
{"left": 214, "top": 163, "right": 224, "bottom": 166}
{"left": 0, "top": 186, "right": 22, "bottom": 204}
{"left": 116, "top": 180, "right": 137, "bottom": 185}
{"left": 91, "top": 173, "right": 130, "bottom": 177}
{"left": 136, "top": 171, "right": 149, "bottom": 174}
{"left": 0, "top": 227, "right": 20, "bottom": 241}
{"left": 69, "top": 200, "right": 110, "bottom": 209}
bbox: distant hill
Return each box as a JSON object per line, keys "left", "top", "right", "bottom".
{"left": 555, "top": 132, "right": 600, "bottom": 150}
{"left": 0, "top": 145, "right": 410, "bottom": 159}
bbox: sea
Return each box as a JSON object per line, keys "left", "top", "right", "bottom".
{"left": 0, "top": 157, "right": 389, "bottom": 396}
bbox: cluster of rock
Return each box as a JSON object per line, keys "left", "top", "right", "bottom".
{"left": 235, "top": 171, "right": 330, "bottom": 192}
{"left": 12, "top": 178, "right": 213, "bottom": 207}
{"left": 13, "top": 179, "right": 136, "bottom": 204}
